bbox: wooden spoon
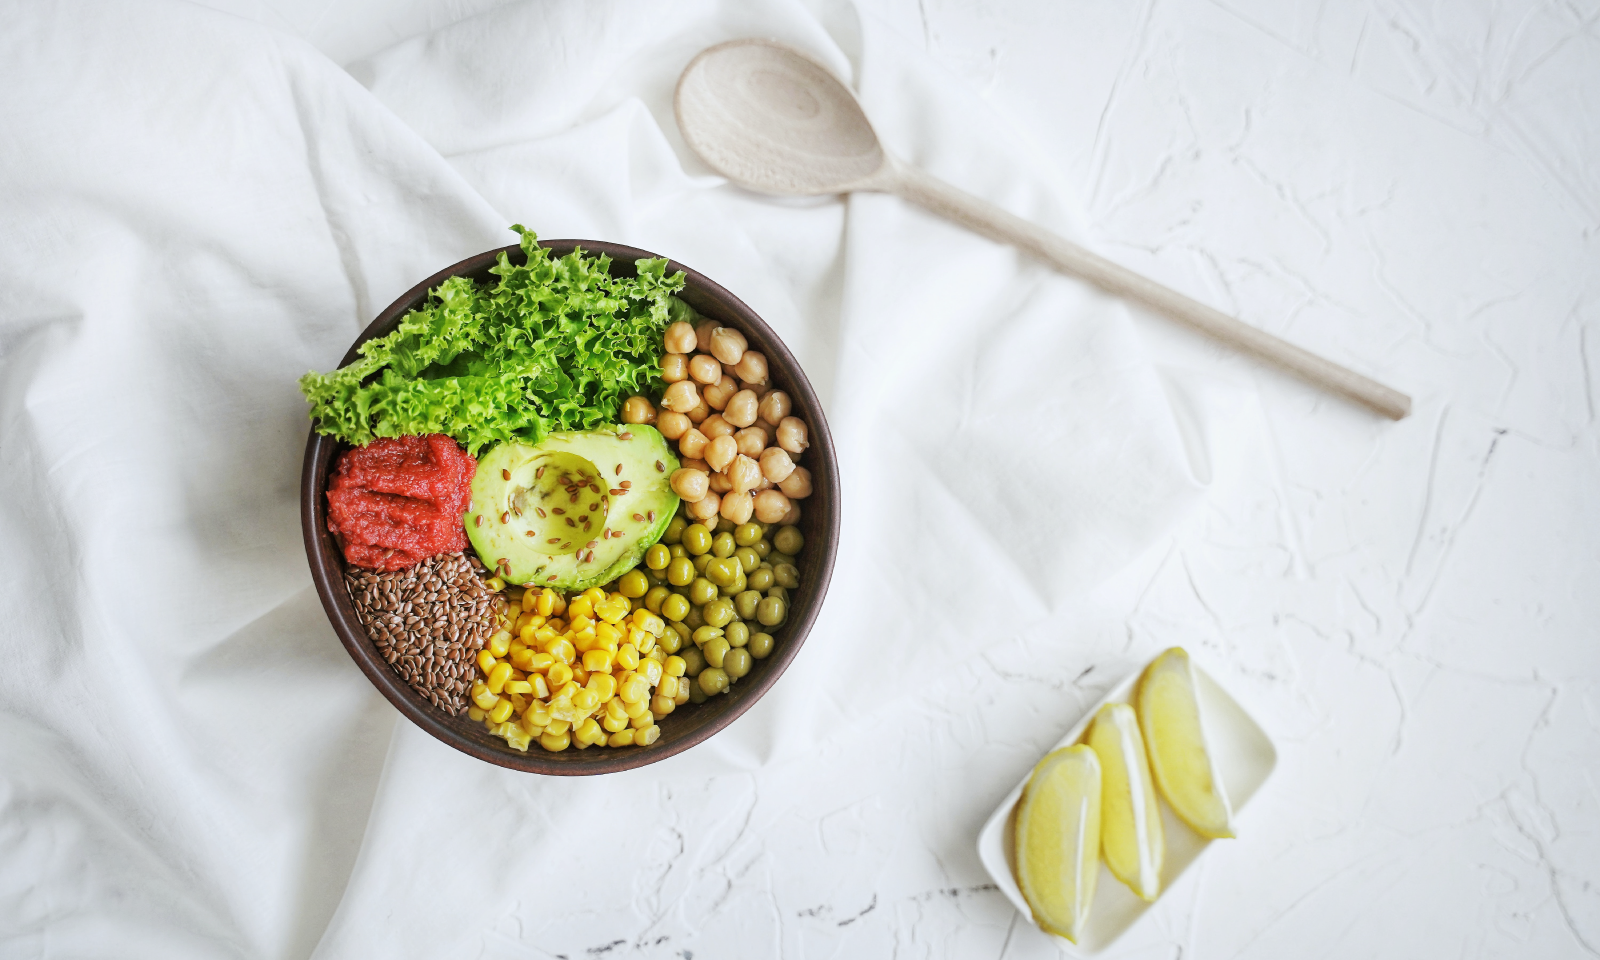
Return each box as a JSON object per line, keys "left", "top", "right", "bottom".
{"left": 675, "top": 39, "right": 1411, "bottom": 420}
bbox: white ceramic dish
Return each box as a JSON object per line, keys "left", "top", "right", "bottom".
{"left": 976, "top": 652, "right": 1277, "bottom": 954}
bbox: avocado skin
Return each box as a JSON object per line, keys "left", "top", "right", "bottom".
{"left": 465, "top": 426, "right": 679, "bottom": 590}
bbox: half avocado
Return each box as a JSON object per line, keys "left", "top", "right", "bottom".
{"left": 465, "top": 426, "right": 679, "bottom": 590}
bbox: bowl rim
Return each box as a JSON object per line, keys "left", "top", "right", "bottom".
{"left": 300, "top": 238, "right": 839, "bottom": 775}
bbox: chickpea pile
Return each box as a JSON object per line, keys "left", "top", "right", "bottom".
{"left": 620, "top": 318, "right": 814, "bottom": 527}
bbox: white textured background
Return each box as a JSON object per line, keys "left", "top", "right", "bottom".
{"left": 13, "top": 0, "right": 1600, "bottom": 957}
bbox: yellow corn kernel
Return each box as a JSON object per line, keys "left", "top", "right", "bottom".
{"left": 544, "top": 638, "right": 576, "bottom": 664}
{"left": 582, "top": 586, "right": 607, "bottom": 605}
{"left": 535, "top": 589, "right": 555, "bottom": 616}
{"left": 486, "top": 576, "right": 505, "bottom": 592}
{"left": 534, "top": 625, "right": 561, "bottom": 644}
{"left": 623, "top": 696, "right": 649, "bottom": 719}
{"left": 471, "top": 682, "right": 498, "bottom": 710}
{"left": 476, "top": 649, "right": 498, "bottom": 674}
{"left": 519, "top": 622, "right": 538, "bottom": 643}
{"left": 630, "top": 709, "right": 655, "bottom": 729}
{"left": 664, "top": 655, "right": 687, "bottom": 677}
{"left": 572, "top": 663, "right": 590, "bottom": 686}
{"left": 635, "top": 724, "right": 661, "bottom": 746}
{"left": 634, "top": 630, "right": 657, "bottom": 655}
{"left": 580, "top": 649, "right": 611, "bottom": 673}
{"left": 525, "top": 700, "right": 552, "bottom": 725}
{"left": 510, "top": 648, "right": 536, "bottom": 671}
{"left": 586, "top": 672, "right": 617, "bottom": 702}
{"left": 525, "top": 652, "right": 554, "bottom": 673}
{"left": 596, "top": 622, "right": 622, "bottom": 647}
{"left": 651, "top": 694, "right": 676, "bottom": 716}
{"left": 488, "top": 631, "right": 512, "bottom": 657}
{"left": 508, "top": 637, "right": 527, "bottom": 656}
{"left": 606, "top": 728, "right": 634, "bottom": 747}
{"left": 573, "top": 688, "right": 601, "bottom": 713}
{"left": 489, "top": 697, "right": 515, "bottom": 723}
{"left": 553, "top": 680, "right": 580, "bottom": 702}
{"left": 657, "top": 676, "right": 678, "bottom": 700}
{"left": 639, "top": 658, "right": 663, "bottom": 685}
{"left": 673, "top": 682, "right": 690, "bottom": 705}
{"left": 545, "top": 717, "right": 571, "bottom": 736}
{"left": 568, "top": 596, "right": 595, "bottom": 621}
{"left": 595, "top": 600, "right": 626, "bottom": 624}
{"left": 546, "top": 662, "right": 574, "bottom": 688}
{"left": 618, "top": 675, "right": 648, "bottom": 704}
{"left": 520, "top": 715, "right": 545, "bottom": 737}
{"left": 530, "top": 674, "right": 550, "bottom": 699}
{"left": 520, "top": 589, "right": 537, "bottom": 612}
{"left": 539, "top": 731, "right": 571, "bottom": 752}
{"left": 616, "top": 643, "right": 641, "bottom": 671}
{"left": 486, "top": 661, "right": 513, "bottom": 694}
{"left": 604, "top": 698, "right": 628, "bottom": 720}
{"left": 601, "top": 710, "right": 629, "bottom": 733}
{"left": 503, "top": 679, "right": 533, "bottom": 695}
{"left": 573, "top": 631, "right": 599, "bottom": 654}
{"left": 575, "top": 717, "right": 602, "bottom": 744}
{"left": 467, "top": 705, "right": 487, "bottom": 722}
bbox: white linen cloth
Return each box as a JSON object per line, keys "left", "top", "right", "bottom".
{"left": 0, "top": 1, "right": 1204, "bottom": 955}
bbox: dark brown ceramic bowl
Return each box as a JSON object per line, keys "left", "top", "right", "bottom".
{"left": 302, "top": 239, "right": 838, "bottom": 774}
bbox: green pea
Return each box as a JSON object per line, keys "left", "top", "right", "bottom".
{"left": 774, "top": 563, "right": 799, "bottom": 589}
{"left": 663, "top": 516, "right": 687, "bottom": 544}
{"left": 697, "top": 667, "right": 730, "bottom": 695}
{"left": 648, "top": 567, "right": 669, "bottom": 585}
{"left": 770, "top": 552, "right": 796, "bottom": 568}
{"left": 703, "top": 598, "right": 735, "bottom": 628}
{"left": 661, "top": 593, "right": 690, "bottom": 622}
{"left": 669, "top": 543, "right": 688, "bottom": 560}
{"left": 703, "top": 636, "right": 730, "bottom": 669}
{"left": 683, "top": 603, "right": 706, "bottom": 630}
{"left": 689, "top": 577, "right": 719, "bottom": 605}
{"left": 757, "top": 596, "right": 786, "bottom": 627}
{"left": 720, "top": 566, "right": 746, "bottom": 598}
{"left": 723, "top": 647, "right": 752, "bottom": 679}
{"left": 667, "top": 557, "right": 696, "bottom": 587}
{"left": 645, "top": 543, "right": 671, "bottom": 571}
{"left": 767, "top": 585, "right": 788, "bottom": 603}
{"left": 747, "top": 566, "right": 775, "bottom": 592}
{"left": 688, "top": 681, "right": 709, "bottom": 703}
{"left": 692, "top": 625, "right": 724, "bottom": 645}
{"left": 682, "top": 523, "right": 712, "bottom": 556}
{"left": 618, "top": 569, "right": 650, "bottom": 598}
{"left": 734, "top": 547, "right": 761, "bottom": 574}
{"left": 669, "top": 621, "right": 692, "bottom": 643}
{"left": 748, "top": 632, "right": 775, "bottom": 659}
{"left": 658, "top": 627, "right": 682, "bottom": 654}
{"left": 644, "top": 585, "right": 670, "bottom": 614}
{"left": 734, "top": 523, "right": 763, "bottom": 547}
{"left": 679, "top": 645, "right": 706, "bottom": 677}
{"left": 715, "top": 516, "right": 737, "bottom": 533}
{"left": 725, "top": 620, "right": 750, "bottom": 648}
{"left": 773, "top": 525, "right": 804, "bottom": 556}
{"left": 734, "top": 589, "right": 762, "bottom": 620}
{"left": 705, "top": 557, "right": 737, "bottom": 587}
{"left": 693, "top": 553, "right": 713, "bottom": 574}
{"left": 752, "top": 539, "right": 772, "bottom": 558}
{"left": 711, "top": 532, "right": 736, "bottom": 558}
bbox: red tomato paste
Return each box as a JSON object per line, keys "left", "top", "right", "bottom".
{"left": 326, "top": 434, "right": 476, "bottom": 570}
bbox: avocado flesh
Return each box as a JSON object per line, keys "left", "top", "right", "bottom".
{"left": 465, "top": 426, "right": 679, "bottom": 590}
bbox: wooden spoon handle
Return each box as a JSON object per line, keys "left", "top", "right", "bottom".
{"left": 886, "top": 162, "right": 1411, "bottom": 420}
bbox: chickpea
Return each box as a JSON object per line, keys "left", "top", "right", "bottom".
{"left": 679, "top": 457, "right": 710, "bottom": 474}
{"left": 757, "top": 390, "right": 792, "bottom": 427}
{"left": 778, "top": 465, "right": 812, "bottom": 499}
{"left": 661, "top": 380, "right": 700, "bottom": 413}
{"left": 753, "top": 489, "right": 791, "bottom": 524}
{"left": 776, "top": 416, "right": 809, "bottom": 455}
{"left": 759, "top": 446, "right": 795, "bottom": 483}
{"left": 703, "top": 375, "right": 738, "bottom": 411}
{"left": 709, "top": 327, "right": 747, "bottom": 364}
{"left": 699, "top": 414, "right": 734, "bottom": 439}
{"left": 678, "top": 428, "right": 709, "bottom": 460}
{"left": 657, "top": 410, "right": 691, "bottom": 441}
{"left": 689, "top": 353, "right": 723, "bottom": 385}
{"left": 779, "top": 500, "right": 802, "bottom": 525}
{"left": 723, "top": 389, "right": 759, "bottom": 428}
{"left": 694, "top": 319, "right": 719, "bottom": 353}
{"left": 685, "top": 398, "right": 710, "bottom": 423}
{"left": 734, "top": 426, "right": 768, "bottom": 458}
{"left": 727, "top": 455, "right": 761, "bottom": 494}
{"left": 708, "top": 470, "right": 733, "bottom": 494}
{"left": 719, "top": 490, "right": 754, "bottom": 525}
{"left": 661, "top": 353, "right": 689, "bottom": 382}
{"left": 670, "top": 468, "right": 709, "bottom": 501}
{"left": 621, "top": 396, "right": 657, "bottom": 425}
{"left": 686, "top": 491, "right": 721, "bottom": 521}
{"left": 732, "top": 350, "right": 768, "bottom": 385}
{"left": 753, "top": 474, "right": 773, "bottom": 492}
{"left": 664, "top": 321, "right": 697, "bottom": 354}
{"left": 705, "top": 435, "right": 738, "bottom": 472}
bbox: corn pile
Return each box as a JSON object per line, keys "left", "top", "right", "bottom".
{"left": 468, "top": 584, "right": 690, "bottom": 752}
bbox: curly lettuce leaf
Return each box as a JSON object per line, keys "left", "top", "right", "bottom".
{"left": 299, "top": 226, "right": 693, "bottom": 455}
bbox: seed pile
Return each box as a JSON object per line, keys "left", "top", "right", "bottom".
{"left": 346, "top": 552, "right": 503, "bottom": 715}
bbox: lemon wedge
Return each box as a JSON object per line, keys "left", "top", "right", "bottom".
{"left": 1014, "top": 744, "right": 1101, "bottom": 942}
{"left": 1086, "top": 703, "right": 1165, "bottom": 900}
{"left": 1137, "top": 647, "right": 1234, "bottom": 838}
